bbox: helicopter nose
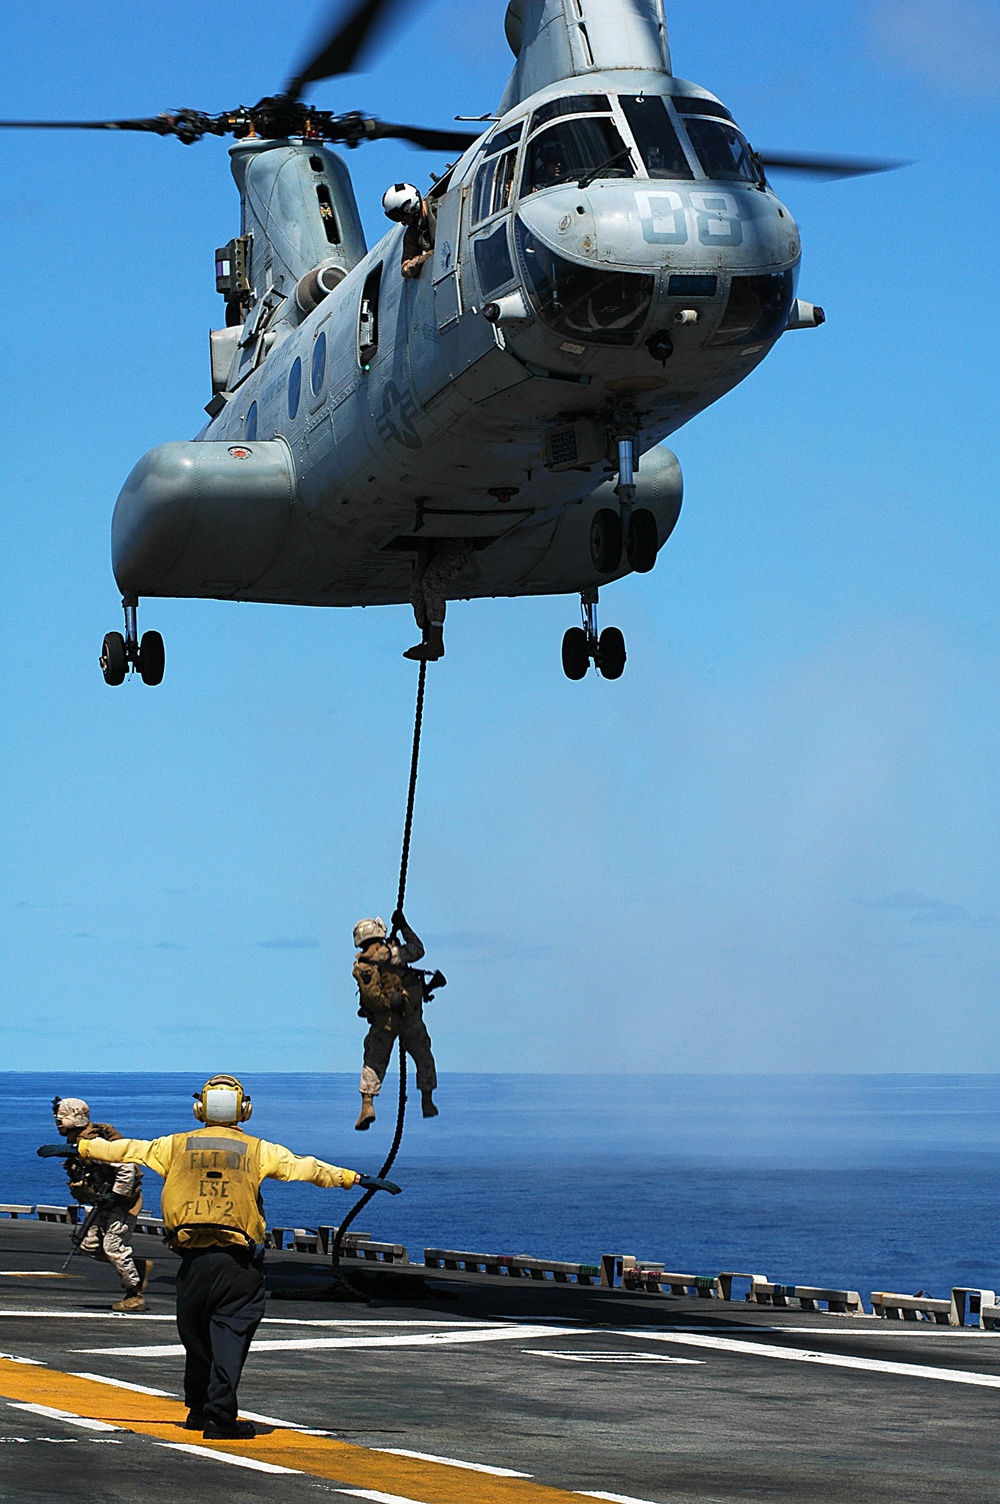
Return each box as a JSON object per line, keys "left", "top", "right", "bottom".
{"left": 516, "top": 180, "right": 795, "bottom": 277}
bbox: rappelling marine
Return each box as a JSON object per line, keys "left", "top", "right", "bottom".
{"left": 352, "top": 911, "right": 445, "bottom": 1128}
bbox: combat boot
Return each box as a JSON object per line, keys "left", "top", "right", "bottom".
{"left": 112, "top": 1287, "right": 146, "bottom": 1312}
{"left": 355, "top": 1094, "right": 376, "bottom": 1131}
{"left": 421, "top": 1089, "right": 439, "bottom": 1118}
{"left": 402, "top": 624, "right": 444, "bottom": 662}
{"left": 136, "top": 1258, "right": 153, "bottom": 1295}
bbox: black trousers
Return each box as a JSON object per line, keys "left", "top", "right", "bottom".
{"left": 175, "top": 1246, "right": 266, "bottom": 1424}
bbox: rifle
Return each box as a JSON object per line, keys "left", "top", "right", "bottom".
{"left": 62, "top": 1200, "right": 103, "bottom": 1270}
{"left": 61, "top": 1189, "right": 122, "bottom": 1270}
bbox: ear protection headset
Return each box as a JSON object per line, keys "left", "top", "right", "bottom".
{"left": 192, "top": 1074, "right": 253, "bottom": 1125}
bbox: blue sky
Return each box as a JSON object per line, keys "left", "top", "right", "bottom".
{"left": 1, "top": 0, "right": 997, "bottom": 1072}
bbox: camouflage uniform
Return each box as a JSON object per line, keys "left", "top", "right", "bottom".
{"left": 410, "top": 540, "right": 473, "bottom": 635}
{"left": 354, "top": 921, "right": 438, "bottom": 1097}
{"left": 67, "top": 1123, "right": 143, "bottom": 1293}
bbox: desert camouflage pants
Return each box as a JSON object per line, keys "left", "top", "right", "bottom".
{"left": 360, "top": 1016, "right": 438, "bottom": 1095}
{"left": 410, "top": 541, "right": 472, "bottom": 630}
{"left": 79, "top": 1211, "right": 141, "bottom": 1291}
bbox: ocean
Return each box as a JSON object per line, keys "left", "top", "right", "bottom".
{"left": 4, "top": 1072, "right": 999, "bottom": 1305}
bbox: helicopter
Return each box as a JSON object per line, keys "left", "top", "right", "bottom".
{"left": 2, "top": 0, "right": 900, "bottom": 684}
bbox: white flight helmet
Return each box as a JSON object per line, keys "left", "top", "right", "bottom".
{"left": 354, "top": 916, "right": 387, "bottom": 948}
{"left": 382, "top": 183, "right": 421, "bottom": 222}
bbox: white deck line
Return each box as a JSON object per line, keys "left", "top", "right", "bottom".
{"left": 336, "top": 1492, "right": 434, "bottom": 1504}
{"left": 632, "top": 1330, "right": 1000, "bottom": 1387}
{"left": 75, "top": 1322, "right": 579, "bottom": 1357}
{"left": 0, "top": 1311, "right": 497, "bottom": 1326}
{"left": 577, "top": 1491, "right": 666, "bottom": 1504}
{"left": 69, "top": 1372, "right": 177, "bottom": 1397}
{"left": 159, "top": 1441, "right": 301, "bottom": 1474}
{"left": 7, "top": 1401, "right": 120, "bottom": 1432}
{"left": 376, "top": 1446, "right": 531, "bottom": 1476}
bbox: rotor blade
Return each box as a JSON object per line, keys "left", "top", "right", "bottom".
{"left": 365, "top": 119, "right": 480, "bottom": 151}
{"left": 0, "top": 116, "right": 173, "bottom": 134}
{"left": 285, "top": 0, "right": 406, "bottom": 99}
{"left": 758, "top": 150, "right": 910, "bottom": 180}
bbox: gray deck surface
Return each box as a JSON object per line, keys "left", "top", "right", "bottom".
{"left": 1, "top": 1220, "right": 998, "bottom": 1503}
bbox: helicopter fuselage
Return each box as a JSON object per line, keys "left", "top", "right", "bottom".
{"left": 112, "top": 66, "right": 810, "bottom": 613}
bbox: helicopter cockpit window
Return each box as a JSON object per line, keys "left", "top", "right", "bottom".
{"left": 671, "top": 96, "right": 734, "bottom": 122}
{"left": 472, "top": 148, "right": 519, "bottom": 224}
{"left": 675, "top": 105, "right": 757, "bottom": 183}
{"left": 529, "top": 95, "right": 611, "bottom": 132}
{"left": 482, "top": 120, "right": 524, "bottom": 158}
{"left": 708, "top": 271, "right": 794, "bottom": 347}
{"left": 474, "top": 223, "right": 514, "bottom": 296}
{"left": 514, "top": 219, "right": 653, "bottom": 345}
{"left": 521, "top": 117, "right": 633, "bottom": 195}
{"left": 618, "top": 96, "right": 693, "bottom": 179}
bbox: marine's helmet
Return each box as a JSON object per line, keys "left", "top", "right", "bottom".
{"left": 382, "top": 183, "right": 422, "bottom": 222}
{"left": 193, "top": 1074, "right": 252, "bottom": 1125}
{"left": 354, "top": 916, "right": 387, "bottom": 948}
{"left": 53, "top": 1097, "right": 90, "bottom": 1131}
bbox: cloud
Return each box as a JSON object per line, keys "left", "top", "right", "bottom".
{"left": 867, "top": 0, "right": 1000, "bottom": 98}
{"left": 152, "top": 940, "right": 184, "bottom": 950}
{"left": 861, "top": 891, "right": 999, "bottom": 927}
{"left": 258, "top": 936, "right": 320, "bottom": 949}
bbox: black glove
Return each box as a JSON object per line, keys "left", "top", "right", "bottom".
{"left": 37, "top": 1143, "right": 74, "bottom": 1158}
{"left": 356, "top": 1172, "right": 402, "bottom": 1195}
{"left": 391, "top": 909, "right": 405, "bottom": 931}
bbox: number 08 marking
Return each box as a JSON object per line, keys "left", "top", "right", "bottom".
{"left": 637, "top": 189, "right": 743, "bottom": 247}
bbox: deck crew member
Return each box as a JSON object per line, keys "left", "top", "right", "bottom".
{"left": 353, "top": 911, "right": 439, "bottom": 1129}
{"left": 382, "top": 182, "right": 437, "bottom": 279}
{"left": 40, "top": 1075, "right": 397, "bottom": 1440}
{"left": 49, "top": 1096, "right": 150, "bottom": 1312}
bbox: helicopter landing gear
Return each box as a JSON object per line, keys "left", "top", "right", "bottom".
{"left": 561, "top": 589, "right": 627, "bottom": 681}
{"left": 100, "top": 596, "right": 165, "bottom": 686}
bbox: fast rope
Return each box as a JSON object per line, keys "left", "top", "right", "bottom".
{"left": 332, "top": 658, "right": 427, "bottom": 1268}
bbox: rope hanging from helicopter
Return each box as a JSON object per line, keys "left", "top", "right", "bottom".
{"left": 331, "top": 658, "right": 428, "bottom": 1268}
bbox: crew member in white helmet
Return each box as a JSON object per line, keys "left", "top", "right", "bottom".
{"left": 353, "top": 910, "right": 439, "bottom": 1129}
{"left": 49, "top": 1096, "right": 151, "bottom": 1312}
{"left": 382, "top": 181, "right": 437, "bottom": 279}
{"left": 40, "top": 1076, "right": 398, "bottom": 1440}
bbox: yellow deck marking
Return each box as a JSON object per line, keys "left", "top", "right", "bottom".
{"left": 0, "top": 1272, "right": 76, "bottom": 1279}
{"left": 0, "top": 1358, "right": 588, "bottom": 1502}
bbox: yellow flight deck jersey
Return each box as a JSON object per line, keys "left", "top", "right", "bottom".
{"left": 78, "top": 1125, "right": 359, "bottom": 1251}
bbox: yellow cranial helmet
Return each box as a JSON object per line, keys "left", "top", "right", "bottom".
{"left": 193, "top": 1074, "right": 252, "bottom": 1125}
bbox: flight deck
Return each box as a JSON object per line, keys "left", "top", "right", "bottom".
{"left": 2, "top": 1218, "right": 999, "bottom": 1503}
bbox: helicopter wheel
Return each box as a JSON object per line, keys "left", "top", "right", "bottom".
{"left": 561, "top": 626, "right": 590, "bottom": 681}
{"left": 100, "top": 631, "right": 127, "bottom": 686}
{"left": 626, "top": 508, "right": 659, "bottom": 573}
{"left": 138, "top": 630, "right": 165, "bottom": 686}
{"left": 597, "top": 626, "right": 627, "bottom": 680}
{"left": 590, "top": 508, "right": 623, "bottom": 573}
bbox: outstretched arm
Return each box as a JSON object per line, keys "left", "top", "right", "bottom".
{"left": 74, "top": 1135, "right": 174, "bottom": 1177}
{"left": 258, "top": 1140, "right": 360, "bottom": 1189}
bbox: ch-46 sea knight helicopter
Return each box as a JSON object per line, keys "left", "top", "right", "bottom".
{"left": 3, "top": 0, "right": 899, "bottom": 683}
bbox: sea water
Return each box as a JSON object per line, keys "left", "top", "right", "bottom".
{"left": 4, "top": 1073, "right": 999, "bottom": 1303}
